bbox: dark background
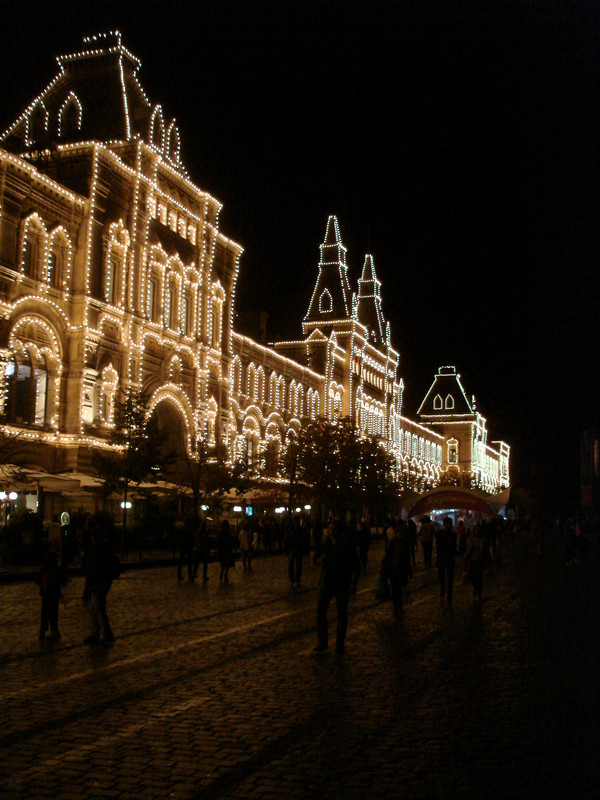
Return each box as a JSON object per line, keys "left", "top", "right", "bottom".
{"left": 1, "top": 0, "right": 598, "bottom": 513}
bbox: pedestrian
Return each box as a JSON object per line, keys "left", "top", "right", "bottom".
{"left": 407, "top": 517, "right": 417, "bottom": 568}
{"left": 435, "top": 516, "right": 458, "bottom": 605}
{"left": 83, "top": 528, "right": 119, "bottom": 645}
{"left": 218, "top": 520, "right": 235, "bottom": 582}
{"left": 239, "top": 519, "right": 253, "bottom": 571}
{"left": 252, "top": 524, "right": 260, "bottom": 556}
{"left": 36, "top": 550, "right": 64, "bottom": 641}
{"left": 312, "top": 518, "right": 323, "bottom": 553}
{"left": 79, "top": 513, "right": 97, "bottom": 601}
{"left": 312, "top": 519, "right": 361, "bottom": 655}
{"left": 465, "top": 524, "right": 486, "bottom": 602}
{"left": 286, "top": 515, "right": 304, "bottom": 587}
{"left": 357, "top": 518, "right": 371, "bottom": 572}
{"left": 382, "top": 521, "right": 413, "bottom": 616}
{"left": 177, "top": 519, "right": 194, "bottom": 581}
{"left": 457, "top": 519, "right": 468, "bottom": 556}
{"left": 192, "top": 517, "right": 210, "bottom": 582}
{"left": 419, "top": 515, "right": 434, "bottom": 568}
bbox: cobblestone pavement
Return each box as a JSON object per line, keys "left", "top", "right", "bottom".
{"left": 0, "top": 535, "right": 598, "bottom": 800}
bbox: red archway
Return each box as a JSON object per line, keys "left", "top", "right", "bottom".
{"left": 408, "top": 486, "right": 497, "bottom": 517}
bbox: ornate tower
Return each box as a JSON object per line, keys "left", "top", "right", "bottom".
{"left": 303, "top": 215, "right": 352, "bottom": 334}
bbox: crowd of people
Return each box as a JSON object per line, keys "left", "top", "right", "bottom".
{"left": 32, "top": 507, "right": 595, "bottom": 655}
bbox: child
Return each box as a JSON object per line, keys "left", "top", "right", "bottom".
{"left": 36, "top": 550, "right": 64, "bottom": 641}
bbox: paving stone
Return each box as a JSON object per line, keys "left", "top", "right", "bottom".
{"left": 0, "top": 537, "right": 598, "bottom": 799}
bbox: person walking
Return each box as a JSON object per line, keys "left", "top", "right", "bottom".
{"left": 192, "top": 517, "right": 210, "bottom": 582}
{"left": 466, "top": 524, "right": 486, "bottom": 602}
{"left": 218, "top": 520, "right": 235, "bottom": 582}
{"left": 83, "top": 528, "right": 119, "bottom": 645}
{"left": 286, "top": 515, "right": 304, "bottom": 587}
{"left": 312, "top": 519, "right": 361, "bottom": 655}
{"left": 36, "top": 550, "right": 64, "bottom": 641}
{"left": 239, "top": 519, "right": 253, "bottom": 572}
{"left": 419, "top": 515, "right": 434, "bottom": 569}
{"left": 357, "top": 518, "right": 371, "bottom": 573}
{"left": 383, "top": 521, "right": 413, "bottom": 616}
{"left": 435, "top": 516, "right": 458, "bottom": 605}
{"left": 177, "top": 519, "right": 194, "bottom": 581}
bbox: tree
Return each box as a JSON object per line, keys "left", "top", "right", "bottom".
{"left": 93, "top": 388, "right": 169, "bottom": 553}
{"left": 177, "top": 436, "right": 238, "bottom": 527}
{"left": 295, "top": 417, "right": 400, "bottom": 524}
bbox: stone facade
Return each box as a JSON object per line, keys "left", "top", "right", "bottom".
{"left": 0, "top": 33, "right": 508, "bottom": 495}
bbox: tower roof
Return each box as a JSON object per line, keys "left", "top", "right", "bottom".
{"left": 355, "top": 253, "right": 386, "bottom": 345}
{"left": 1, "top": 32, "right": 185, "bottom": 172}
{"left": 418, "top": 366, "right": 474, "bottom": 416}
{"left": 304, "top": 215, "right": 353, "bottom": 327}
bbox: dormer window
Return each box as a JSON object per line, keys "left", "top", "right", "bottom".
{"left": 433, "top": 394, "right": 443, "bottom": 410}
{"left": 445, "top": 394, "right": 455, "bottom": 410}
{"left": 319, "top": 289, "right": 332, "bottom": 313}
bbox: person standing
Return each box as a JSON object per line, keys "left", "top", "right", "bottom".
{"left": 419, "top": 515, "right": 434, "bottom": 569}
{"left": 83, "top": 529, "right": 119, "bottom": 645}
{"left": 192, "top": 517, "right": 210, "bottom": 582}
{"left": 239, "top": 520, "right": 253, "bottom": 572}
{"left": 382, "top": 521, "right": 413, "bottom": 616}
{"left": 313, "top": 519, "right": 361, "bottom": 655}
{"left": 435, "top": 517, "right": 458, "bottom": 605}
{"left": 36, "top": 550, "right": 64, "bottom": 641}
{"left": 466, "top": 524, "right": 486, "bottom": 602}
{"left": 218, "top": 520, "right": 235, "bottom": 583}
{"left": 286, "top": 516, "right": 304, "bottom": 587}
{"left": 357, "top": 518, "right": 371, "bottom": 573}
{"left": 177, "top": 519, "right": 194, "bottom": 581}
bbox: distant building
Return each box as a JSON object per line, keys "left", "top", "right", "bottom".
{"left": 0, "top": 32, "right": 509, "bottom": 496}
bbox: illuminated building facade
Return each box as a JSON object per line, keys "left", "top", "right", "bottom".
{"left": 0, "top": 33, "right": 508, "bottom": 495}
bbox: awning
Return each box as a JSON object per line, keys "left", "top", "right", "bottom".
{"left": 0, "top": 464, "right": 80, "bottom": 493}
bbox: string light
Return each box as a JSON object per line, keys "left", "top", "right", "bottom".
{"left": 0, "top": 33, "right": 509, "bottom": 494}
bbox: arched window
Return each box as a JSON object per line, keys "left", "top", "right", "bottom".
{"left": 269, "top": 372, "right": 278, "bottom": 406}
{"left": 319, "top": 289, "right": 332, "bottom": 313}
{"left": 447, "top": 438, "right": 459, "bottom": 464}
{"left": 3, "top": 353, "right": 48, "bottom": 426}
{"left": 97, "top": 365, "right": 118, "bottom": 425}
{"left": 58, "top": 93, "right": 82, "bottom": 138}
{"left": 20, "top": 215, "right": 47, "bottom": 280}
{"left": 433, "top": 394, "right": 443, "bottom": 410}
{"left": 445, "top": 394, "right": 455, "bottom": 410}
{"left": 149, "top": 105, "right": 165, "bottom": 151}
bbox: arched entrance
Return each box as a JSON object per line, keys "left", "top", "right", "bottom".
{"left": 408, "top": 486, "right": 498, "bottom": 518}
{"left": 148, "top": 397, "right": 189, "bottom": 481}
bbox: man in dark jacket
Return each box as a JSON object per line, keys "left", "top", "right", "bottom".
{"left": 83, "top": 529, "right": 119, "bottom": 645}
{"left": 313, "top": 519, "right": 361, "bottom": 655}
{"left": 435, "top": 516, "right": 458, "bottom": 605}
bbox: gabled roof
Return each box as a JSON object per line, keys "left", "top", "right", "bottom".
{"left": 418, "top": 366, "right": 474, "bottom": 416}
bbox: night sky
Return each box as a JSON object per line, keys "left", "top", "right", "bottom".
{"left": 2, "top": 0, "right": 598, "bottom": 512}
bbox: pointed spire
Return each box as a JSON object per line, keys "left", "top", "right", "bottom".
{"left": 323, "top": 214, "right": 342, "bottom": 246}
{"left": 356, "top": 253, "right": 386, "bottom": 345}
{"left": 360, "top": 253, "right": 376, "bottom": 281}
{"left": 304, "top": 216, "right": 353, "bottom": 328}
